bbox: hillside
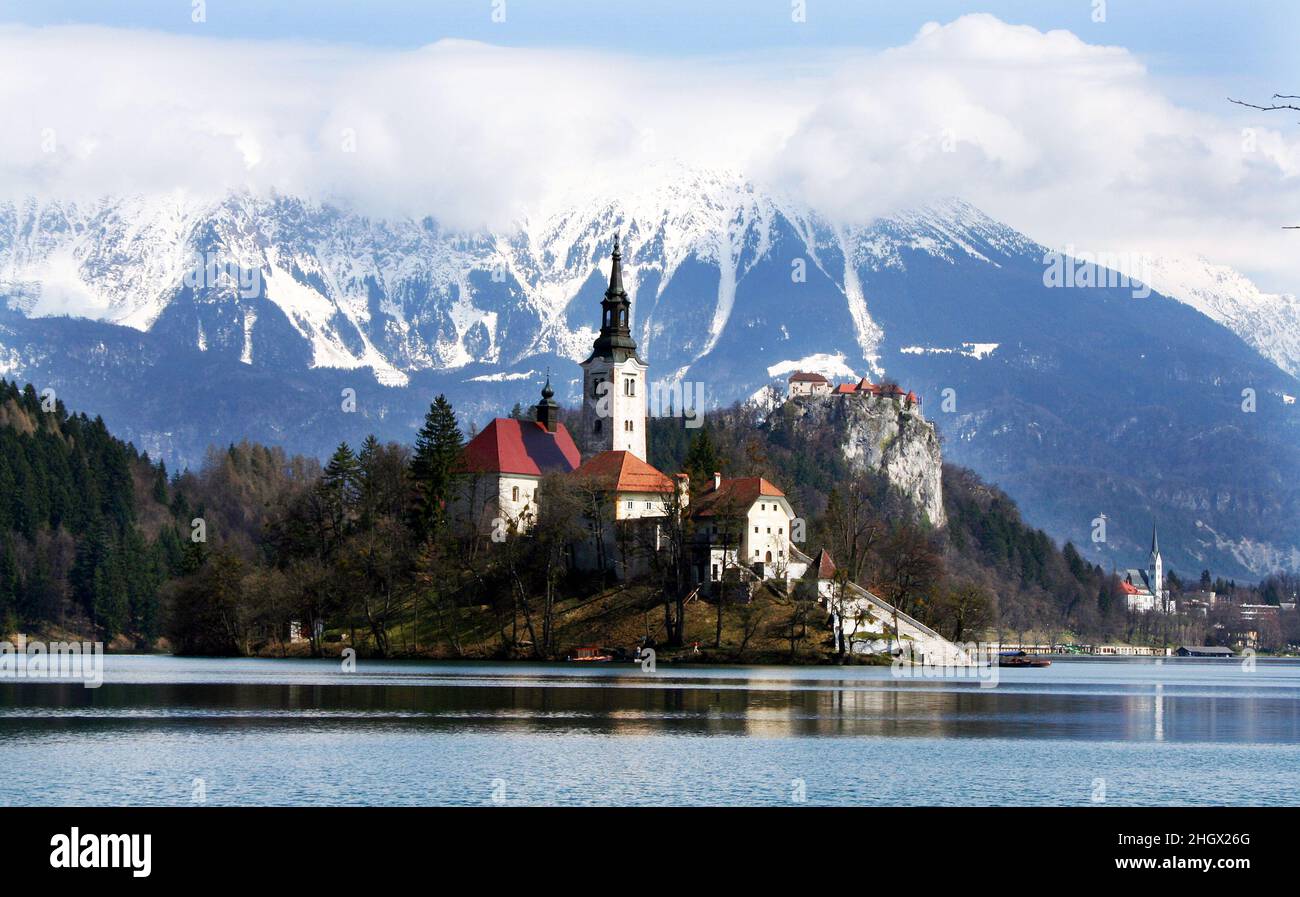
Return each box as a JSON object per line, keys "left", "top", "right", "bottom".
{"left": 3, "top": 379, "right": 1290, "bottom": 654}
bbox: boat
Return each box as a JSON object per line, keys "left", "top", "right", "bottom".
{"left": 568, "top": 645, "right": 616, "bottom": 662}
{"left": 998, "top": 650, "right": 1052, "bottom": 668}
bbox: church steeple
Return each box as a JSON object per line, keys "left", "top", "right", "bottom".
{"left": 586, "top": 233, "right": 642, "bottom": 364}
{"left": 579, "top": 231, "right": 649, "bottom": 461}
{"left": 1149, "top": 522, "right": 1164, "bottom": 608}
{"left": 533, "top": 370, "right": 560, "bottom": 433}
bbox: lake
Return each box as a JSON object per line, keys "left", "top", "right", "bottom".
{"left": 2, "top": 655, "right": 1299, "bottom": 806}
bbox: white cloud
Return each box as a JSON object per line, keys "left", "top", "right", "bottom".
{"left": 1, "top": 15, "right": 1298, "bottom": 288}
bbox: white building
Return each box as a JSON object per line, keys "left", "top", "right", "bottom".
{"left": 580, "top": 234, "right": 648, "bottom": 462}
{"left": 456, "top": 379, "right": 582, "bottom": 534}
{"left": 1122, "top": 525, "right": 1175, "bottom": 613}
{"left": 788, "top": 371, "right": 831, "bottom": 398}
{"left": 691, "top": 474, "right": 797, "bottom": 582}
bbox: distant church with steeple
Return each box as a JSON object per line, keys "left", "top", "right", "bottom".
{"left": 1121, "top": 525, "right": 1173, "bottom": 613}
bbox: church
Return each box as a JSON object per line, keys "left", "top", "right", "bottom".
{"left": 1121, "top": 526, "right": 1174, "bottom": 613}
{"left": 456, "top": 233, "right": 808, "bottom": 586}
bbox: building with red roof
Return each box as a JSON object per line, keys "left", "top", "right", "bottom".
{"left": 788, "top": 371, "right": 832, "bottom": 398}
{"left": 571, "top": 450, "right": 681, "bottom": 520}
{"left": 456, "top": 377, "right": 580, "bottom": 533}
{"left": 690, "top": 473, "right": 797, "bottom": 582}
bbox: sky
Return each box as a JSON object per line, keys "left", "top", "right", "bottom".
{"left": 1, "top": 0, "right": 1298, "bottom": 290}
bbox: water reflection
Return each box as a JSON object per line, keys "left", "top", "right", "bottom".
{"left": 3, "top": 656, "right": 1300, "bottom": 806}
{"left": 3, "top": 657, "right": 1299, "bottom": 744}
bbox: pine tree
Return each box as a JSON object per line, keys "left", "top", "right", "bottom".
{"left": 683, "top": 426, "right": 720, "bottom": 495}
{"left": 0, "top": 542, "right": 18, "bottom": 630}
{"left": 357, "top": 434, "right": 382, "bottom": 530}
{"left": 152, "top": 460, "right": 169, "bottom": 505}
{"left": 320, "top": 442, "right": 362, "bottom": 546}
{"left": 410, "top": 395, "right": 463, "bottom": 540}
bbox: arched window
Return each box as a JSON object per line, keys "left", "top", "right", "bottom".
{"left": 765, "top": 551, "right": 773, "bottom": 564}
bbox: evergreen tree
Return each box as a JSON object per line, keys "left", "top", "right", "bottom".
{"left": 410, "top": 395, "right": 463, "bottom": 539}
{"left": 683, "top": 426, "right": 720, "bottom": 495}
{"left": 319, "top": 442, "right": 362, "bottom": 546}
{"left": 152, "top": 460, "right": 169, "bottom": 505}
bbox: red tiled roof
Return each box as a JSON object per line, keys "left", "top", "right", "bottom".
{"left": 571, "top": 450, "right": 676, "bottom": 493}
{"left": 905, "top": 390, "right": 918, "bottom": 403}
{"left": 832, "top": 384, "right": 857, "bottom": 394}
{"left": 811, "top": 548, "right": 837, "bottom": 580}
{"left": 789, "top": 371, "right": 829, "bottom": 383}
{"left": 1119, "top": 580, "right": 1141, "bottom": 595}
{"left": 459, "top": 418, "right": 580, "bottom": 477}
{"left": 692, "top": 476, "right": 786, "bottom": 517}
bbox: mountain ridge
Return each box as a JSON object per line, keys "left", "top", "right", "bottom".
{"left": 2, "top": 179, "right": 1297, "bottom": 581}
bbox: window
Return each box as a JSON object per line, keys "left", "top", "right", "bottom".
{"left": 624, "top": 419, "right": 633, "bottom": 432}
{"left": 766, "top": 527, "right": 771, "bottom": 534}
{"left": 511, "top": 486, "right": 519, "bottom": 502}
{"left": 593, "top": 378, "right": 604, "bottom": 398}
{"left": 594, "top": 419, "right": 602, "bottom": 434}
{"left": 753, "top": 526, "right": 758, "bottom": 533}
{"left": 645, "top": 501, "right": 652, "bottom": 509}
{"left": 754, "top": 550, "right": 760, "bottom": 558}
{"left": 624, "top": 378, "right": 635, "bottom": 396}
{"left": 760, "top": 503, "right": 765, "bottom": 511}
{"left": 626, "top": 500, "right": 633, "bottom": 509}
{"left": 779, "top": 527, "right": 783, "bottom": 535}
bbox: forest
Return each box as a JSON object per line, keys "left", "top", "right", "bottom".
{"left": 2, "top": 377, "right": 1296, "bottom": 657}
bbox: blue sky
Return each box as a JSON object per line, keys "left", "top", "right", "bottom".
{"left": 3, "top": 0, "right": 1295, "bottom": 94}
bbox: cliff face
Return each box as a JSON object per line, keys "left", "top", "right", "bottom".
{"left": 779, "top": 393, "right": 946, "bottom": 527}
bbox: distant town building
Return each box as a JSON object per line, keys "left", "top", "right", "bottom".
{"left": 1122, "top": 526, "right": 1174, "bottom": 613}
{"left": 1174, "top": 645, "right": 1235, "bottom": 657}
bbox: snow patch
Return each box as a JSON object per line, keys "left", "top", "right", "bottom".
{"left": 767, "top": 352, "right": 859, "bottom": 382}
{"left": 468, "top": 369, "right": 538, "bottom": 383}
{"left": 899, "top": 342, "right": 999, "bottom": 359}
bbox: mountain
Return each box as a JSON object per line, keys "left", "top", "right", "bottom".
{"left": 2, "top": 174, "right": 1298, "bottom": 579}
{"left": 1128, "top": 254, "right": 1300, "bottom": 379}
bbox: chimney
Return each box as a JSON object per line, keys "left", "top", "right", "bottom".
{"left": 713, "top": 471, "right": 721, "bottom": 491}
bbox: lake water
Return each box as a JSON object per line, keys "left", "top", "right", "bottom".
{"left": 2, "top": 655, "right": 1299, "bottom": 806}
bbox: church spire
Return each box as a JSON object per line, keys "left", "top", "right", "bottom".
{"left": 1150, "top": 523, "right": 1160, "bottom": 559}
{"left": 606, "top": 232, "right": 626, "bottom": 300}
{"left": 584, "top": 231, "right": 642, "bottom": 364}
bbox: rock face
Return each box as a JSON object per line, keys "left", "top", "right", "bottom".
{"left": 781, "top": 393, "right": 946, "bottom": 527}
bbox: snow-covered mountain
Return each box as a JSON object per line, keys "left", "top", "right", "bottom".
{"left": 2, "top": 175, "right": 1298, "bottom": 579}
{"left": 0, "top": 175, "right": 1038, "bottom": 394}
{"left": 1129, "top": 254, "right": 1300, "bottom": 379}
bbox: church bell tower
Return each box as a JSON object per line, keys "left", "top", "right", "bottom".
{"left": 1149, "top": 524, "right": 1164, "bottom": 609}
{"left": 580, "top": 233, "right": 647, "bottom": 461}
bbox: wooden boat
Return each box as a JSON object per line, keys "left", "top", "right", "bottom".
{"left": 568, "top": 645, "right": 616, "bottom": 662}
{"left": 998, "top": 650, "right": 1052, "bottom": 668}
